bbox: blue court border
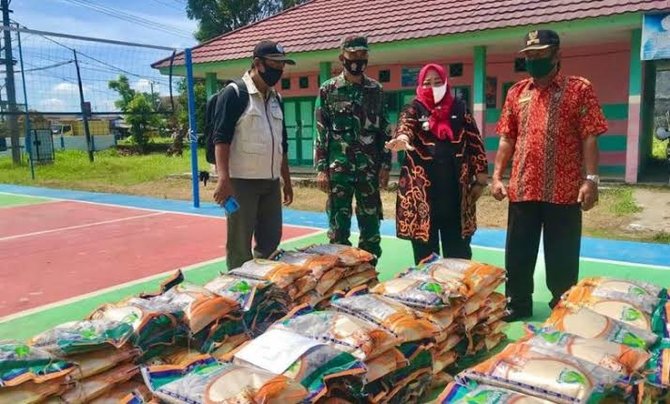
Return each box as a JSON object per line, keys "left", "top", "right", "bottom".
{"left": 1, "top": 184, "right": 668, "bottom": 268}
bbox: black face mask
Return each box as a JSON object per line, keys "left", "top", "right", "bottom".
{"left": 259, "top": 61, "right": 283, "bottom": 87}
{"left": 343, "top": 57, "right": 368, "bottom": 76}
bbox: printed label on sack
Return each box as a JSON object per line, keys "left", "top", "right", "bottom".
{"left": 234, "top": 328, "right": 323, "bottom": 374}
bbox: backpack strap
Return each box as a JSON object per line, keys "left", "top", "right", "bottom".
{"left": 204, "top": 79, "right": 250, "bottom": 165}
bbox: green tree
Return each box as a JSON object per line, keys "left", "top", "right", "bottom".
{"left": 125, "top": 94, "right": 161, "bottom": 153}
{"left": 186, "top": 0, "right": 308, "bottom": 42}
{"left": 109, "top": 75, "right": 163, "bottom": 152}
{"left": 108, "top": 76, "right": 136, "bottom": 110}
{"left": 177, "top": 79, "right": 208, "bottom": 138}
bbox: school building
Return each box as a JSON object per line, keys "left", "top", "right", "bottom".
{"left": 153, "top": 0, "right": 670, "bottom": 183}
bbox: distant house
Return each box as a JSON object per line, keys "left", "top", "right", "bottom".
{"left": 45, "top": 114, "right": 122, "bottom": 137}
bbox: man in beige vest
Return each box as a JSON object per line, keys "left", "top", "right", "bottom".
{"left": 212, "top": 40, "right": 294, "bottom": 270}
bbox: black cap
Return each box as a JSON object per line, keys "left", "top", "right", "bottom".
{"left": 520, "top": 30, "right": 560, "bottom": 53}
{"left": 253, "top": 40, "right": 296, "bottom": 65}
{"left": 340, "top": 35, "right": 369, "bottom": 52}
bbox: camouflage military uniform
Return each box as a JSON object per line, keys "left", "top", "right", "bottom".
{"left": 315, "top": 72, "right": 391, "bottom": 257}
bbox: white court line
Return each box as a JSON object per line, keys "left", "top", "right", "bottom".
{"left": 0, "top": 212, "right": 166, "bottom": 242}
{"left": 0, "top": 191, "right": 322, "bottom": 233}
{"left": 0, "top": 191, "right": 62, "bottom": 202}
{"left": 383, "top": 236, "right": 670, "bottom": 271}
{"left": 0, "top": 198, "right": 62, "bottom": 208}
{"left": 0, "top": 230, "right": 326, "bottom": 324}
{"left": 2, "top": 191, "right": 669, "bottom": 270}
{"left": 469, "top": 243, "right": 670, "bottom": 271}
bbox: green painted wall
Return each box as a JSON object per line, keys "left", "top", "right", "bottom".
{"left": 629, "top": 28, "right": 643, "bottom": 97}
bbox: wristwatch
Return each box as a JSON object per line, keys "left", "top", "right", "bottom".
{"left": 586, "top": 174, "right": 600, "bottom": 185}
{"left": 471, "top": 178, "right": 488, "bottom": 187}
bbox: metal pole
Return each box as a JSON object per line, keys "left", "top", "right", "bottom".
{"left": 16, "top": 24, "right": 34, "bottom": 179}
{"left": 73, "top": 49, "right": 94, "bottom": 162}
{"left": 2, "top": 0, "right": 19, "bottom": 164}
{"left": 185, "top": 48, "right": 200, "bottom": 208}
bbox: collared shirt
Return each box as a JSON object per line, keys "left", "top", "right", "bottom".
{"left": 315, "top": 72, "right": 392, "bottom": 177}
{"left": 496, "top": 73, "right": 608, "bottom": 204}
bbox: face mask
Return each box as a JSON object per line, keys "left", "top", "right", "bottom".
{"left": 259, "top": 61, "right": 283, "bottom": 87}
{"left": 526, "top": 56, "right": 556, "bottom": 79}
{"left": 343, "top": 58, "right": 368, "bottom": 76}
{"left": 432, "top": 84, "right": 447, "bottom": 103}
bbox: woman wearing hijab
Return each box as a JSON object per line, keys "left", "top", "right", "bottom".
{"left": 386, "top": 63, "right": 488, "bottom": 264}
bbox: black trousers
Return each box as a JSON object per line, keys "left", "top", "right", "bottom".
{"left": 505, "top": 201, "right": 582, "bottom": 313}
{"left": 411, "top": 226, "right": 472, "bottom": 265}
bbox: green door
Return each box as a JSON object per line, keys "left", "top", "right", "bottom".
{"left": 283, "top": 97, "right": 315, "bottom": 166}
{"left": 299, "top": 99, "right": 315, "bottom": 166}
{"left": 283, "top": 100, "right": 300, "bottom": 165}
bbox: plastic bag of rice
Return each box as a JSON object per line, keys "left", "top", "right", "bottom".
{"left": 458, "top": 342, "right": 630, "bottom": 403}
{"left": 142, "top": 355, "right": 308, "bottom": 404}
{"left": 544, "top": 306, "right": 659, "bottom": 350}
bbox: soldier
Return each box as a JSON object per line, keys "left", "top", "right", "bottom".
{"left": 314, "top": 35, "right": 391, "bottom": 259}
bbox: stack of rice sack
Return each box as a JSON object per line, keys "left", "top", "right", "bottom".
{"left": 439, "top": 276, "right": 669, "bottom": 403}
{"left": 548, "top": 276, "right": 670, "bottom": 401}
{"left": 227, "top": 259, "right": 310, "bottom": 303}
{"left": 412, "top": 254, "right": 508, "bottom": 357}
{"left": 204, "top": 273, "right": 290, "bottom": 356}
{"left": 440, "top": 323, "right": 652, "bottom": 403}
{"left": 369, "top": 254, "right": 507, "bottom": 378}
{"left": 26, "top": 319, "right": 148, "bottom": 403}
{"left": 269, "top": 305, "right": 414, "bottom": 401}
{"left": 0, "top": 341, "right": 75, "bottom": 403}
{"left": 141, "top": 355, "right": 309, "bottom": 403}
{"left": 445, "top": 335, "right": 639, "bottom": 403}
{"left": 223, "top": 325, "right": 367, "bottom": 402}
{"left": 328, "top": 290, "right": 438, "bottom": 402}
{"left": 89, "top": 271, "right": 242, "bottom": 358}
{"left": 274, "top": 244, "right": 380, "bottom": 308}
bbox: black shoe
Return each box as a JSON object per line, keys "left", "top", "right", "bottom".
{"left": 503, "top": 309, "right": 533, "bottom": 323}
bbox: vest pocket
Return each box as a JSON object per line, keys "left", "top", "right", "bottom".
{"left": 241, "top": 142, "right": 267, "bottom": 155}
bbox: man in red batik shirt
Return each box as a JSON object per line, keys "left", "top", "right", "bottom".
{"left": 492, "top": 30, "right": 608, "bottom": 321}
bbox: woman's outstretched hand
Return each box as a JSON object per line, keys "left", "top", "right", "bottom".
{"left": 385, "top": 135, "right": 415, "bottom": 152}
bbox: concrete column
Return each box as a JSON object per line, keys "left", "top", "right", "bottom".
{"left": 319, "top": 61, "right": 332, "bottom": 85}
{"left": 625, "top": 29, "right": 642, "bottom": 184}
{"left": 473, "top": 46, "right": 487, "bottom": 136}
{"left": 205, "top": 72, "right": 218, "bottom": 98}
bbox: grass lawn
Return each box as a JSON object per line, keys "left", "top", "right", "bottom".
{"left": 0, "top": 149, "right": 667, "bottom": 243}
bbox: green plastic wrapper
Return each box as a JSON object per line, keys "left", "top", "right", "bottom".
{"left": 142, "top": 355, "right": 309, "bottom": 404}
{"left": 438, "top": 381, "right": 554, "bottom": 403}
{"left": 0, "top": 341, "right": 74, "bottom": 387}
{"left": 30, "top": 319, "right": 133, "bottom": 356}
